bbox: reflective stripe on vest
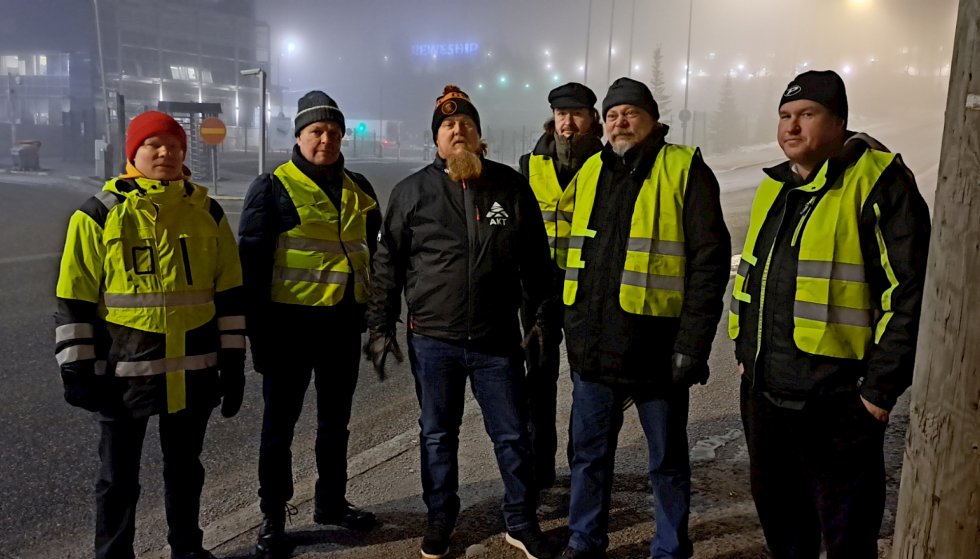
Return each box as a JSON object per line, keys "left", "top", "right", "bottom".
{"left": 271, "top": 161, "right": 377, "bottom": 306}
{"left": 528, "top": 154, "right": 565, "bottom": 259}
{"left": 95, "top": 177, "right": 226, "bottom": 413}
{"left": 728, "top": 149, "right": 895, "bottom": 360}
{"left": 557, "top": 144, "right": 695, "bottom": 317}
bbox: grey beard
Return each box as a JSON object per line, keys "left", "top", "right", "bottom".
{"left": 611, "top": 142, "right": 632, "bottom": 157}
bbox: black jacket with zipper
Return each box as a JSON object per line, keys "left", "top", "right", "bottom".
{"left": 238, "top": 147, "right": 381, "bottom": 372}
{"left": 366, "top": 156, "right": 553, "bottom": 353}
{"left": 734, "top": 133, "right": 931, "bottom": 411}
{"left": 564, "top": 129, "right": 732, "bottom": 386}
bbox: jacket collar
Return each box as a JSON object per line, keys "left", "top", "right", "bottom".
{"left": 762, "top": 130, "right": 890, "bottom": 188}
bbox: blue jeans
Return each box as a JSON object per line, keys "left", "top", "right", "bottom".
{"left": 567, "top": 373, "right": 693, "bottom": 559}
{"left": 408, "top": 333, "right": 537, "bottom": 531}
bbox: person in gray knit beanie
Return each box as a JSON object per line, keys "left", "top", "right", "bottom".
{"left": 294, "top": 90, "right": 346, "bottom": 137}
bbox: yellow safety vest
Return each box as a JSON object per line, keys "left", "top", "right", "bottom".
{"left": 271, "top": 161, "right": 377, "bottom": 306}
{"left": 56, "top": 177, "right": 244, "bottom": 413}
{"left": 556, "top": 145, "right": 695, "bottom": 317}
{"left": 527, "top": 154, "right": 566, "bottom": 259}
{"left": 729, "top": 149, "right": 897, "bottom": 360}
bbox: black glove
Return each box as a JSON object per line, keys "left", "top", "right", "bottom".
{"left": 219, "top": 350, "right": 245, "bottom": 418}
{"left": 61, "top": 366, "right": 103, "bottom": 412}
{"left": 671, "top": 352, "right": 710, "bottom": 387}
{"left": 522, "top": 319, "right": 561, "bottom": 367}
{"left": 363, "top": 329, "right": 404, "bottom": 381}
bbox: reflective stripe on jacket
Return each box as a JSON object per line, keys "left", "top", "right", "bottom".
{"left": 557, "top": 144, "right": 695, "bottom": 317}
{"left": 271, "top": 161, "right": 377, "bottom": 306}
{"left": 527, "top": 154, "right": 567, "bottom": 259}
{"left": 55, "top": 177, "right": 244, "bottom": 413}
{"left": 729, "top": 149, "right": 896, "bottom": 359}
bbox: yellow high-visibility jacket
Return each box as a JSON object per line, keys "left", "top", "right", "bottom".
{"left": 55, "top": 177, "right": 244, "bottom": 415}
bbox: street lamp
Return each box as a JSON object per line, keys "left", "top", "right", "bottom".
{"left": 240, "top": 68, "right": 267, "bottom": 175}
{"left": 680, "top": 0, "right": 696, "bottom": 145}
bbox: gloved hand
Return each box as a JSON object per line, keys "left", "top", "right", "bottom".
{"left": 522, "top": 319, "right": 561, "bottom": 367}
{"left": 219, "top": 350, "right": 245, "bottom": 418}
{"left": 671, "top": 352, "right": 710, "bottom": 387}
{"left": 363, "top": 328, "right": 404, "bottom": 381}
{"left": 61, "top": 366, "right": 103, "bottom": 412}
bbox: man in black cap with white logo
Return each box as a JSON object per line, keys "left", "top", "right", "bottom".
{"left": 239, "top": 90, "right": 382, "bottom": 559}
{"left": 555, "top": 77, "right": 731, "bottom": 559}
{"left": 517, "top": 82, "right": 603, "bottom": 490}
{"left": 730, "top": 70, "right": 930, "bottom": 558}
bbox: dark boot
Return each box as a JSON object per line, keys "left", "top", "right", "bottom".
{"left": 253, "top": 511, "right": 291, "bottom": 559}
{"left": 313, "top": 500, "right": 376, "bottom": 531}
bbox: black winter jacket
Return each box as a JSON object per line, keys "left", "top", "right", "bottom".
{"left": 238, "top": 147, "right": 381, "bottom": 372}
{"left": 366, "top": 156, "right": 553, "bottom": 353}
{"left": 564, "top": 129, "right": 732, "bottom": 386}
{"left": 734, "top": 132, "right": 931, "bottom": 411}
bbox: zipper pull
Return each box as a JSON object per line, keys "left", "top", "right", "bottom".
{"left": 800, "top": 196, "right": 816, "bottom": 216}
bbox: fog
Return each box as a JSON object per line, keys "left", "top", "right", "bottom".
{"left": 0, "top": 0, "right": 959, "bottom": 159}
{"left": 254, "top": 0, "right": 957, "bottom": 154}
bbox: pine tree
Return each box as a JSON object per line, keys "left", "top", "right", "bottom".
{"left": 649, "top": 45, "right": 672, "bottom": 121}
{"left": 711, "top": 75, "right": 741, "bottom": 152}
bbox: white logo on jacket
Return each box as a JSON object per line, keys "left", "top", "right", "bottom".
{"left": 486, "top": 202, "right": 509, "bottom": 226}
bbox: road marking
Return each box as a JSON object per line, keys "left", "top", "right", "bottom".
{"left": 0, "top": 253, "right": 61, "bottom": 265}
{"left": 731, "top": 253, "right": 741, "bottom": 277}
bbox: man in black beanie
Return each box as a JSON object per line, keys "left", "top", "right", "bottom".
{"left": 239, "top": 90, "right": 382, "bottom": 559}
{"left": 516, "top": 82, "right": 602, "bottom": 491}
{"left": 731, "top": 70, "right": 930, "bottom": 558}
{"left": 367, "top": 85, "right": 558, "bottom": 559}
{"left": 556, "top": 76, "right": 731, "bottom": 559}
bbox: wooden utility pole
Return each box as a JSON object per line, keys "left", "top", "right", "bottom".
{"left": 892, "top": 1, "right": 980, "bottom": 557}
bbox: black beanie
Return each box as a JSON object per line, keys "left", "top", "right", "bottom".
{"left": 779, "top": 70, "right": 848, "bottom": 123}
{"left": 601, "top": 77, "right": 660, "bottom": 121}
{"left": 294, "top": 90, "right": 346, "bottom": 136}
{"left": 549, "top": 82, "right": 597, "bottom": 110}
{"left": 431, "top": 85, "right": 481, "bottom": 140}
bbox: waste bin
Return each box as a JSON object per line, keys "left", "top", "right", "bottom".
{"left": 11, "top": 140, "right": 41, "bottom": 171}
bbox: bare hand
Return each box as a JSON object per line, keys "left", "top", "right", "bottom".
{"left": 860, "top": 396, "right": 889, "bottom": 423}
{"left": 738, "top": 362, "right": 744, "bottom": 376}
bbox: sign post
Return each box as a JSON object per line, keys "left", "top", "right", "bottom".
{"left": 200, "top": 117, "right": 226, "bottom": 194}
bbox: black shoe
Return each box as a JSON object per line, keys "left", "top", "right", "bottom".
{"left": 420, "top": 521, "right": 452, "bottom": 558}
{"left": 254, "top": 514, "right": 291, "bottom": 559}
{"left": 313, "top": 501, "right": 376, "bottom": 531}
{"left": 172, "top": 550, "right": 217, "bottom": 559}
{"left": 505, "top": 526, "right": 558, "bottom": 559}
{"left": 560, "top": 546, "right": 607, "bottom": 559}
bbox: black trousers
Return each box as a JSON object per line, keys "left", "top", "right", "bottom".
{"left": 95, "top": 408, "right": 212, "bottom": 559}
{"left": 520, "top": 300, "right": 563, "bottom": 487}
{"left": 740, "top": 381, "right": 887, "bottom": 559}
{"left": 257, "top": 328, "right": 361, "bottom": 516}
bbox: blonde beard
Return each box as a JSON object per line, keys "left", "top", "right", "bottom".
{"left": 446, "top": 150, "right": 483, "bottom": 182}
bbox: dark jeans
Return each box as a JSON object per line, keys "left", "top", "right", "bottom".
{"left": 567, "top": 373, "right": 692, "bottom": 559}
{"left": 95, "top": 408, "right": 212, "bottom": 559}
{"left": 257, "top": 328, "right": 360, "bottom": 516}
{"left": 740, "top": 381, "right": 887, "bottom": 559}
{"left": 408, "top": 333, "right": 537, "bottom": 531}
{"left": 520, "top": 300, "right": 563, "bottom": 487}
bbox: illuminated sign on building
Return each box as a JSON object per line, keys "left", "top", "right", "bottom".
{"left": 411, "top": 42, "right": 480, "bottom": 58}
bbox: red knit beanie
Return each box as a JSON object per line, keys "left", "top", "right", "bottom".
{"left": 125, "top": 111, "right": 187, "bottom": 162}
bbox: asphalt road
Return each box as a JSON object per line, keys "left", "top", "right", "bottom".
{"left": 0, "top": 114, "right": 942, "bottom": 558}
